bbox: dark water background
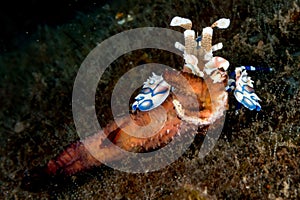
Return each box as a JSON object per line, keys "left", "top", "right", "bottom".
{"left": 0, "top": 0, "right": 109, "bottom": 52}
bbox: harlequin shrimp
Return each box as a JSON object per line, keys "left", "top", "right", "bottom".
{"left": 226, "top": 66, "right": 273, "bottom": 112}
{"left": 22, "top": 16, "right": 267, "bottom": 190}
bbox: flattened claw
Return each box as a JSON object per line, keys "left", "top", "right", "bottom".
{"left": 132, "top": 73, "right": 171, "bottom": 111}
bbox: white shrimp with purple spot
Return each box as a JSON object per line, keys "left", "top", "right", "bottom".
{"left": 132, "top": 73, "right": 171, "bottom": 111}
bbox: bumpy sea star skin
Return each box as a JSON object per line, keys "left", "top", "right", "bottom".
{"left": 21, "top": 71, "right": 219, "bottom": 189}
{"left": 22, "top": 17, "right": 231, "bottom": 191}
